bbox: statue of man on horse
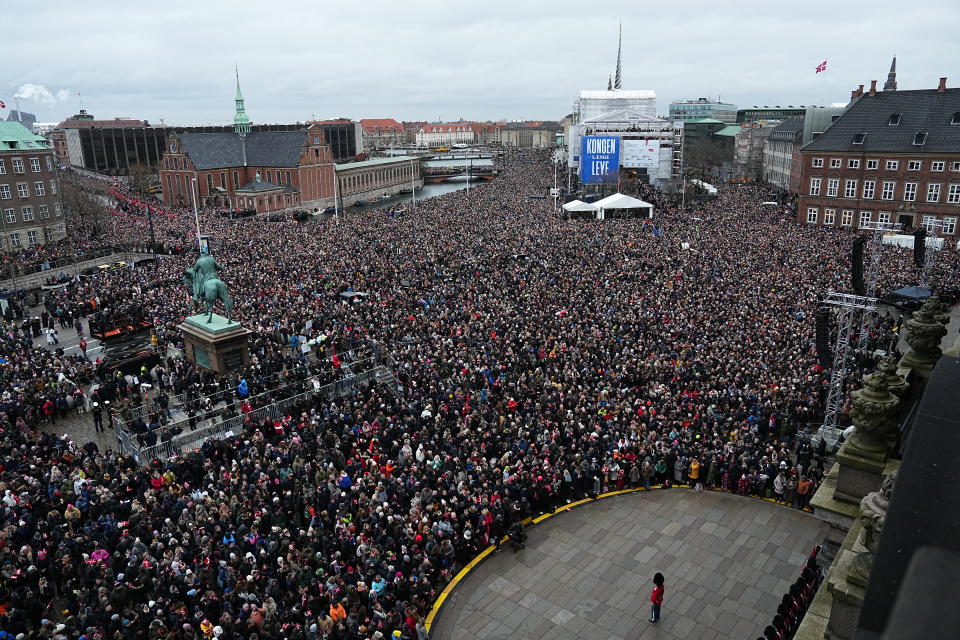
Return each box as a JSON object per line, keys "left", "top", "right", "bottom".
{"left": 183, "top": 254, "right": 234, "bottom": 323}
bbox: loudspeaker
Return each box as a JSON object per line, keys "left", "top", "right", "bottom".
{"left": 914, "top": 228, "right": 926, "bottom": 267}
{"left": 815, "top": 308, "right": 832, "bottom": 367}
{"left": 851, "top": 236, "right": 866, "bottom": 296}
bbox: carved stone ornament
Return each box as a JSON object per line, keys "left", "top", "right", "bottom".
{"left": 848, "top": 372, "right": 900, "bottom": 455}
{"left": 849, "top": 472, "right": 897, "bottom": 587}
{"left": 900, "top": 297, "right": 948, "bottom": 370}
{"left": 876, "top": 356, "right": 908, "bottom": 399}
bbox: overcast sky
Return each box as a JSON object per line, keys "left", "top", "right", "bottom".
{"left": 5, "top": 0, "right": 959, "bottom": 126}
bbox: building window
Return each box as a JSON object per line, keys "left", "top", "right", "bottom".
{"left": 233, "top": 171, "right": 239, "bottom": 188}
{"left": 944, "top": 217, "right": 957, "bottom": 235}
{"left": 0, "top": 160, "right": 5, "bottom": 175}
{"left": 863, "top": 180, "right": 876, "bottom": 199}
{"left": 220, "top": 172, "right": 226, "bottom": 189}
{"left": 285, "top": 170, "right": 291, "bottom": 185}
{"left": 904, "top": 182, "right": 918, "bottom": 201}
{"left": 21, "top": 206, "right": 33, "bottom": 222}
{"left": 931, "top": 161, "right": 945, "bottom": 172}
{"left": 39, "top": 205, "right": 49, "bottom": 218}
{"left": 812, "top": 157, "right": 823, "bottom": 168}
{"left": 848, "top": 159, "right": 860, "bottom": 169}
{"left": 54, "top": 203, "right": 61, "bottom": 217}
{"left": 888, "top": 113, "right": 902, "bottom": 125}
{"left": 10, "top": 233, "right": 20, "bottom": 247}
{"left": 0, "top": 186, "right": 10, "bottom": 200}
{"left": 908, "top": 160, "right": 921, "bottom": 171}
{"left": 844, "top": 179, "right": 857, "bottom": 198}
{"left": 881, "top": 181, "right": 895, "bottom": 200}
{"left": 29, "top": 158, "right": 40, "bottom": 172}
{"left": 948, "top": 184, "right": 960, "bottom": 204}
{"left": 859, "top": 211, "right": 872, "bottom": 228}
{"left": 45, "top": 157, "right": 52, "bottom": 171}
{"left": 12, "top": 159, "right": 24, "bottom": 174}
{"left": 927, "top": 183, "right": 941, "bottom": 202}
{"left": 913, "top": 132, "right": 927, "bottom": 146}
{"left": 806, "top": 207, "right": 818, "bottom": 224}
{"left": 841, "top": 210, "right": 854, "bottom": 227}
{"left": 3, "top": 209, "right": 14, "bottom": 224}
{"left": 853, "top": 133, "right": 867, "bottom": 145}
{"left": 830, "top": 158, "right": 842, "bottom": 168}
{"left": 878, "top": 211, "right": 891, "bottom": 224}
{"left": 27, "top": 230, "right": 38, "bottom": 245}
{"left": 50, "top": 180, "right": 56, "bottom": 195}
{"left": 827, "top": 178, "right": 839, "bottom": 197}
{"left": 886, "top": 160, "right": 899, "bottom": 171}
{"left": 16, "top": 184, "right": 28, "bottom": 198}
{"left": 809, "top": 177, "right": 821, "bottom": 196}
{"left": 922, "top": 216, "right": 936, "bottom": 232}
{"left": 866, "top": 159, "right": 878, "bottom": 170}
{"left": 206, "top": 174, "right": 213, "bottom": 193}
{"left": 34, "top": 181, "right": 45, "bottom": 197}
{"left": 824, "top": 208, "right": 836, "bottom": 225}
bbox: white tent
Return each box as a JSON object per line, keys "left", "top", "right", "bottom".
{"left": 593, "top": 193, "right": 655, "bottom": 219}
{"left": 561, "top": 199, "right": 599, "bottom": 219}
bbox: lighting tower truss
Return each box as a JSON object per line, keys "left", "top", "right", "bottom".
{"left": 858, "top": 221, "right": 902, "bottom": 350}
{"left": 818, "top": 292, "right": 877, "bottom": 446}
{"left": 920, "top": 218, "right": 945, "bottom": 287}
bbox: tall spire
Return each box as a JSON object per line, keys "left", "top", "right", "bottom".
{"left": 607, "top": 74, "right": 613, "bottom": 91}
{"left": 883, "top": 56, "right": 897, "bottom": 92}
{"left": 233, "top": 65, "right": 251, "bottom": 136}
{"left": 614, "top": 22, "right": 623, "bottom": 90}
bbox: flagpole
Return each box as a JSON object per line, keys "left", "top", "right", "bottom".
{"left": 333, "top": 167, "right": 339, "bottom": 225}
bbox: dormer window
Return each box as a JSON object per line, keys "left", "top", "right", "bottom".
{"left": 888, "top": 113, "right": 902, "bottom": 125}
{"left": 853, "top": 132, "right": 867, "bottom": 145}
{"left": 913, "top": 132, "right": 928, "bottom": 146}
{"left": 952, "top": 112, "right": 960, "bottom": 125}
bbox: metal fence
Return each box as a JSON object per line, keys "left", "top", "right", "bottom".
{"left": 116, "top": 364, "right": 400, "bottom": 462}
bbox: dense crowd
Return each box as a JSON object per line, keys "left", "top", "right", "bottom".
{"left": 1, "top": 149, "right": 958, "bottom": 640}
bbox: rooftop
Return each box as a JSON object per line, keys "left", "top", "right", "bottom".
{"left": 335, "top": 155, "right": 417, "bottom": 171}
{"left": 177, "top": 130, "right": 311, "bottom": 170}
{"left": 0, "top": 121, "right": 52, "bottom": 150}
{"left": 684, "top": 117, "right": 726, "bottom": 124}
{"left": 714, "top": 125, "right": 743, "bottom": 137}
{"left": 802, "top": 86, "right": 960, "bottom": 153}
{"left": 359, "top": 118, "right": 404, "bottom": 133}
{"left": 580, "top": 89, "right": 656, "bottom": 100}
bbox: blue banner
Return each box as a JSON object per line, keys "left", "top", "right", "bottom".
{"left": 580, "top": 136, "right": 620, "bottom": 184}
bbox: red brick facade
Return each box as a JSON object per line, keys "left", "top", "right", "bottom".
{"left": 797, "top": 152, "right": 960, "bottom": 234}
{"left": 159, "top": 125, "right": 336, "bottom": 213}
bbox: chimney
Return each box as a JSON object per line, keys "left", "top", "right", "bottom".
{"left": 858, "top": 84, "right": 864, "bottom": 97}
{"left": 938, "top": 77, "right": 947, "bottom": 93}
{"left": 851, "top": 89, "right": 859, "bottom": 101}
{"left": 869, "top": 80, "right": 877, "bottom": 96}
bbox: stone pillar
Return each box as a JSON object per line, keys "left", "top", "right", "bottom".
{"left": 825, "top": 472, "right": 895, "bottom": 640}
{"left": 898, "top": 297, "right": 948, "bottom": 379}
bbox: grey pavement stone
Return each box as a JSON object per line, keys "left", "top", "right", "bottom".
{"left": 430, "top": 490, "right": 828, "bottom": 640}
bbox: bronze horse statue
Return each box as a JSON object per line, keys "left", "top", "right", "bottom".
{"left": 183, "top": 255, "right": 234, "bottom": 323}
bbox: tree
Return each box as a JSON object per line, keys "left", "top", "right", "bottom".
{"left": 60, "top": 174, "right": 109, "bottom": 241}
{"left": 684, "top": 138, "right": 730, "bottom": 181}
{"left": 128, "top": 163, "right": 156, "bottom": 197}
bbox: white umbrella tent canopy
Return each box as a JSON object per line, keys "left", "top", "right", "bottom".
{"left": 561, "top": 199, "right": 599, "bottom": 219}
{"left": 593, "top": 193, "right": 655, "bottom": 219}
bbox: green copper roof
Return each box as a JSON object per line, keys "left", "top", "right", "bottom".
{"left": 233, "top": 75, "right": 251, "bottom": 134}
{"left": 335, "top": 156, "right": 418, "bottom": 171}
{"left": 713, "top": 125, "right": 743, "bottom": 137}
{"left": 0, "top": 121, "right": 51, "bottom": 150}
{"left": 685, "top": 117, "right": 725, "bottom": 124}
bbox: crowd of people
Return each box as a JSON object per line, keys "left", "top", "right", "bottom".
{"left": 0, "top": 148, "right": 958, "bottom": 640}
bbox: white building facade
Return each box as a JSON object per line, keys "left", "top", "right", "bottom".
{"left": 414, "top": 124, "right": 475, "bottom": 148}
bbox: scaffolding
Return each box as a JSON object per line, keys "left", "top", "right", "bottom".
{"left": 858, "top": 221, "right": 902, "bottom": 350}
{"left": 919, "top": 217, "right": 945, "bottom": 287}
{"left": 818, "top": 292, "right": 877, "bottom": 445}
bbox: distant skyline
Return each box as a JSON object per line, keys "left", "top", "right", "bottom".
{"left": 4, "top": 0, "right": 959, "bottom": 126}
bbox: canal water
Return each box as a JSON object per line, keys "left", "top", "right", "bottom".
{"left": 353, "top": 153, "right": 494, "bottom": 210}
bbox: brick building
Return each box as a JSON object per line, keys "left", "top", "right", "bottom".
{"left": 359, "top": 119, "right": 405, "bottom": 150}
{"left": 798, "top": 78, "right": 960, "bottom": 234}
{"left": 0, "top": 122, "right": 65, "bottom": 250}
{"left": 159, "top": 79, "right": 336, "bottom": 213}
{"left": 415, "top": 123, "right": 474, "bottom": 148}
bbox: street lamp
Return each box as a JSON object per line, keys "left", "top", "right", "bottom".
{"left": 190, "top": 177, "right": 204, "bottom": 255}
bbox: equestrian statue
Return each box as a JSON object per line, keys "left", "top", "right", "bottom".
{"left": 183, "top": 255, "right": 234, "bottom": 323}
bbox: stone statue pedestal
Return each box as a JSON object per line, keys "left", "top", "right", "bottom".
{"left": 834, "top": 440, "right": 888, "bottom": 504}
{"left": 178, "top": 313, "right": 251, "bottom": 374}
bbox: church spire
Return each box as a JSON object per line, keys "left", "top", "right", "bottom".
{"left": 233, "top": 65, "right": 251, "bottom": 136}
{"left": 614, "top": 22, "right": 622, "bottom": 90}
{"left": 883, "top": 56, "right": 897, "bottom": 92}
{"left": 607, "top": 74, "right": 613, "bottom": 91}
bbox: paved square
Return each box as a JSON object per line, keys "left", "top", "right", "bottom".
{"left": 430, "top": 489, "right": 828, "bottom": 640}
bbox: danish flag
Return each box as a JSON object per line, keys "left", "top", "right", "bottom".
{"left": 815, "top": 60, "right": 828, "bottom": 74}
